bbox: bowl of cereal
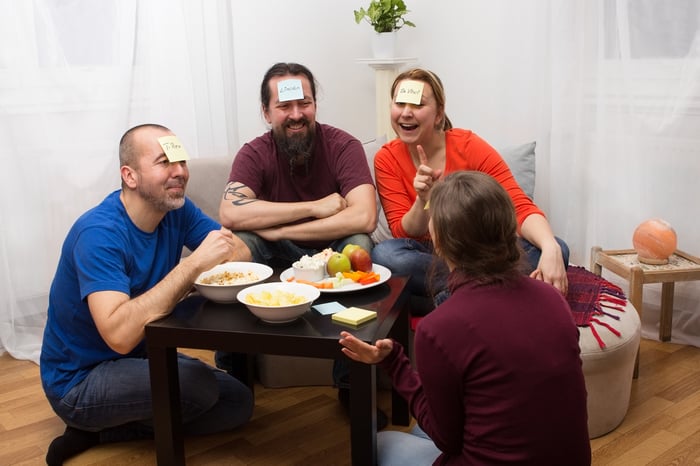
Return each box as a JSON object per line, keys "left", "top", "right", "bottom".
{"left": 194, "top": 262, "right": 273, "bottom": 303}
{"left": 237, "top": 281, "right": 320, "bottom": 324}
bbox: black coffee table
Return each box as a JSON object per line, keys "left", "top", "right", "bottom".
{"left": 146, "top": 274, "right": 411, "bottom": 466}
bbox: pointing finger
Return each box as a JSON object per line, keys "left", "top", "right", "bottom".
{"left": 417, "top": 145, "right": 428, "bottom": 166}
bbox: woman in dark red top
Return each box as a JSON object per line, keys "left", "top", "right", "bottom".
{"left": 339, "top": 171, "right": 590, "bottom": 465}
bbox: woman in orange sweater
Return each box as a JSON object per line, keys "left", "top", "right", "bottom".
{"left": 372, "top": 68, "right": 569, "bottom": 309}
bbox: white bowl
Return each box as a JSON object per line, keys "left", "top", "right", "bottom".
{"left": 194, "top": 262, "right": 273, "bottom": 303}
{"left": 292, "top": 260, "right": 325, "bottom": 282}
{"left": 237, "top": 282, "right": 321, "bottom": 324}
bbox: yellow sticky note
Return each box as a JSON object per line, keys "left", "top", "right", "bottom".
{"left": 157, "top": 136, "right": 190, "bottom": 162}
{"left": 395, "top": 80, "right": 424, "bottom": 105}
{"left": 332, "top": 307, "right": 377, "bottom": 326}
{"left": 278, "top": 78, "right": 304, "bottom": 102}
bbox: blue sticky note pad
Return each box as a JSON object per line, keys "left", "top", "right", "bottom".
{"left": 313, "top": 301, "right": 346, "bottom": 315}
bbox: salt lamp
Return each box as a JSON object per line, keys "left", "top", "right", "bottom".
{"left": 632, "top": 218, "right": 677, "bottom": 265}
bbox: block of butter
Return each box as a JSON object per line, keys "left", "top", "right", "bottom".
{"left": 332, "top": 307, "right": 377, "bottom": 326}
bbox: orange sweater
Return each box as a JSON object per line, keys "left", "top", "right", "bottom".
{"left": 374, "top": 129, "right": 544, "bottom": 240}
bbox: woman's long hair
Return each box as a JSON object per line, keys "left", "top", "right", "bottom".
{"left": 429, "top": 171, "right": 522, "bottom": 287}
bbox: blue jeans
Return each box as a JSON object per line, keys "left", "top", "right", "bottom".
{"left": 377, "top": 424, "right": 441, "bottom": 465}
{"left": 47, "top": 353, "right": 254, "bottom": 443}
{"left": 372, "top": 236, "right": 570, "bottom": 306}
{"left": 234, "top": 231, "right": 374, "bottom": 268}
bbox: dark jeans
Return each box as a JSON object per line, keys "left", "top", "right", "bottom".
{"left": 371, "top": 236, "right": 570, "bottom": 307}
{"left": 47, "top": 353, "right": 254, "bottom": 442}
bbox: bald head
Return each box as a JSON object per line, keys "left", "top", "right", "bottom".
{"left": 119, "top": 124, "right": 172, "bottom": 169}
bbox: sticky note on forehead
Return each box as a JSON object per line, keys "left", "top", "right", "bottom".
{"left": 157, "top": 136, "right": 190, "bottom": 162}
{"left": 395, "top": 80, "right": 424, "bottom": 105}
{"left": 278, "top": 78, "right": 304, "bottom": 102}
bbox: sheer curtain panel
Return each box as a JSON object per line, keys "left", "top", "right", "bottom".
{"left": 0, "top": 0, "right": 238, "bottom": 363}
{"left": 546, "top": 0, "right": 700, "bottom": 346}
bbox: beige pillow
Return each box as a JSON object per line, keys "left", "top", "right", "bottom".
{"left": 362, "top": 136, "right": 392, "bottom": 244}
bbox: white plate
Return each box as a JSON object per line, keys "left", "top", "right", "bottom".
{"left": 279, "top": 264, "right": 392, "bottom": 293}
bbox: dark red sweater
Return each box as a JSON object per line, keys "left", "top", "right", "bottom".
{"left": 381, "top": 275, "right": 591, "bottom": 465}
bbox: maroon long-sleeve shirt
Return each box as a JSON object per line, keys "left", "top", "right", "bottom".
{"left": 381, "top": 275, "right": 591, "bottom": 465}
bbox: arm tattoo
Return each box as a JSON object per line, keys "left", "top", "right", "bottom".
{"left": 224, "top": 182, "right": 257, "bottom": 206}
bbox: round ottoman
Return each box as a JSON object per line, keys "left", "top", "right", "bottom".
{"left": 579, "top": 299, "right": 641, "bottom": 438}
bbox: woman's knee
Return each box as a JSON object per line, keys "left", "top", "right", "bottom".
{"left": 371, "top": 239, "right": 406, "bottom": 266}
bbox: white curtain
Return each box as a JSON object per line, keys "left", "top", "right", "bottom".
{"left": 545, "top": 0, "right": 700, "bottom": 346}
{"left": 0, "top": 0, "right": 238, "bottom": 363}
{"left": 2, "top": 0, "right": 700, "bottom": 365}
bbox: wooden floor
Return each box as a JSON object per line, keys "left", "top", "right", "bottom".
{"left": 1, "top": 338, "right": 699, "bottom": 465}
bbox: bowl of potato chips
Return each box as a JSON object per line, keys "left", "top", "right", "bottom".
{"left": 237, "top": 281, "right": 320, "bottom": 324}
{"left": 194, "top": 262, "right": 273, "bottom": 303}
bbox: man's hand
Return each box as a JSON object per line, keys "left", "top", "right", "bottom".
{"left": 339, "top": 331, "right": 393, "bottom": 364}
{"left": 310, "top": 193, "right": 348, "bottom": 219}
{"left": 192, "top": 227, "right": 249, "bottom": 270}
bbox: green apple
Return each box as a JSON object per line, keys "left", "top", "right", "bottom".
{"left": 327, "top": 253, "right": 352, "bottom": 276}
{"left": 341, "top": 243, "right": 362, "bottom": 258}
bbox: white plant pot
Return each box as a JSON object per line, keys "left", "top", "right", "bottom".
{"left": 371, "top": 31, "right": 397, "bottom": 59}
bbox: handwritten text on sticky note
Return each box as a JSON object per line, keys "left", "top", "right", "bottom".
{"left": 278, "top": 79, "right": 304, "bottom": 102}
{"left": 157, "top": 136, "right": 190, "bottom": 162}
{"left": 395, "top": 80, "right": 424, "bottom": 105}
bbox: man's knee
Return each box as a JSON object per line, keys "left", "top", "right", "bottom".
{"left": 234, "top": 231, "right": 266, "bottom": 263}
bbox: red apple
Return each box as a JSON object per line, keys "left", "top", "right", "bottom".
{"left": 349, "top": 248, "right": 373, "bottom": 272}
{"left": 341, "top": 243, "right": 361, "bottom": 258}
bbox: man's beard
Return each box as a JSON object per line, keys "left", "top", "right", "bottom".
{"left": 273, "top": 118, "right": 315, "bottom": 176}
{"left": 138, "top": 180, "right": 186, "bottom": 212}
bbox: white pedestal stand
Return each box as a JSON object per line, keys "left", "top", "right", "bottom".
{"left": 356, "top": 57, "right": 417, "bottom": 141}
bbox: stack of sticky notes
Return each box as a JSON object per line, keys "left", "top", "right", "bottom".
{"left": 331, "top": 306, "right": 377, "bottom": 326}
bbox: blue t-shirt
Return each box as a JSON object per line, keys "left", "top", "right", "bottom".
{"left": 40, "top": 190, "right": 219, "bottom": 399}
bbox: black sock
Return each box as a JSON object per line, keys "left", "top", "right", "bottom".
{"left": 46, "top": 426, "right": 100, "bottom": 465}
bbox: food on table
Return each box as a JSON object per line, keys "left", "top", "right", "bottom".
{"left": 292, "top": 255, "right": 326, "bottom": 282}
{"left": 312, "top": 248, "right": 335, "bottom": 263}
{"left": 286, "top": 249, "right": 382, "bottom": 289}
{"left": 326, "top": 252, "right": 352, "bottom": 276}
{"left": 341, "top": 270, "right": 381, "bottom": 285}
{"left": 244, "top": 289, "right": 308, "bottom": 306}
{"left": 349, "top": 247, "right": 373, "bottom": 272}
{"left": 341, "top": 243, "right": 362, "bottom": 258}
{"left": 198, "top": 270, "right": 260, "bottom": 286}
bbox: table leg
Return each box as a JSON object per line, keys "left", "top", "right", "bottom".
{"left": 349, "top": 361, "right": 377, "bottom": 466}
{"left": 659, "top": 282, "right": 675, "bottom": 342}
{"left": 590, "top": 246, "right": 603, "bottom": 275}
{"left": 629, "top": 266, "right": 644, "bottom": 379}
{"left": 147, "top": 345, "right": 185, "bottom": 466}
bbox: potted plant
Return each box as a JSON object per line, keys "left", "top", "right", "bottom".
{"left": 353, "top": 0, "right": 416, "bottom": 33}
{"left": 353, "top": 0, "right": 415, "bottom": 58}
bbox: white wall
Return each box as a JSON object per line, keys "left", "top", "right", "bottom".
{"left": 230, "top": 1, "right": 546, "bottom": 149}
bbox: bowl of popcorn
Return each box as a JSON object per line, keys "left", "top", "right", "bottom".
{"left": 292, "top": 254, "right": 326, "bottom": 282}
{"left": 194, "top": 262, "right": 273, "bottom": 303}
{"left": 237, "top": 281, "right": 321, "bottom": 324}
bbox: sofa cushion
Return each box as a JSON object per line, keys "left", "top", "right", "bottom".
{"left": 362, "top": 136, "right": 391, "bottom": 244}
{"left": 186, "top": 157, "right": 230, "bottom": 221}
{"left": 500, "top": 141, "right": 536, "bottom": 199}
